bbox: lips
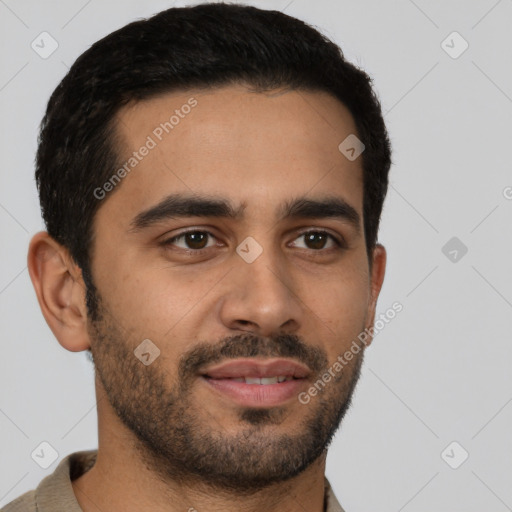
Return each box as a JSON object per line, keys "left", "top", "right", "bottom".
{"left": 201, "top": 358, "right": 311, "bottom": 381}
{"left": 199, "top": 358, "right": 312, "bottom": 406}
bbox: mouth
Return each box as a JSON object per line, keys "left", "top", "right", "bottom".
{"left": 200, "top": 358, "right": 310, "bottom": 407}
{"left": 205, "top": 375, "right": 299, "bottom": 384}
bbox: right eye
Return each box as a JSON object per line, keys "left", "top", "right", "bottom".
{"left": 161, "top": 229, "right": 220, "bottom": 252}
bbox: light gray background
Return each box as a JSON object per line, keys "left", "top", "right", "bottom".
{"left": 1, "top": 1, "right": 511, "bottom": 510}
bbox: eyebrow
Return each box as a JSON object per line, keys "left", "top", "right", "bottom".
{"left": 129, "top": 193, "right": 361, "bottom": 234}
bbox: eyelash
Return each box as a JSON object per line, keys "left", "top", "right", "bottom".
{"left": 160, "top": 229, "right": 345, "bottom": 254}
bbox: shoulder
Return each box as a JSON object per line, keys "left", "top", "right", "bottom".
{"left": 0, "top": 489, "right": 37, "bottom": 512}
{"left": 325, "top": 477, "right": 347, "bottom": 512}
{"left": 0, "top": 450, "right": 97, "bottom": 512}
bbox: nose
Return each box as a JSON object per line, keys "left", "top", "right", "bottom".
{"left": 218, "top": 244, "right": 303, "bottom": 337}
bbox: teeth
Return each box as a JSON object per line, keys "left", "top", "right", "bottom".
{"left": 230, "top": 376, "right": 292, "bottom": 385}
{"left": 245, "top": 377, "right": 262, "bottom": 385}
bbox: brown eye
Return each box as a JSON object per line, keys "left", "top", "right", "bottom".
{"left": 291, "top": 230, "right": 343, "bottom": 251}
{"left": 163, "top": 230, "right": 216, "bottom": 251}
{"left": 305, "top": 232, "right": 328, "bottom": 250}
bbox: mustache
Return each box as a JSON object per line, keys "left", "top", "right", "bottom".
{"left": 178, "top": 332, "right": 328, "bottom": 382}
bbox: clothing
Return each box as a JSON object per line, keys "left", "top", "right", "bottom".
{"left": 1, "top": 450, "right": 345, "bottom": 512}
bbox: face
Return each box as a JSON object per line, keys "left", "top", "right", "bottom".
{"left": 86, "top": 85, "right": 384, "bottom": 491}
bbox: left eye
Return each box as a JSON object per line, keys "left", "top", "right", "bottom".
{"left": 290, "top": 230, "right": 341, "bottom": 251}
{"left": 162, "top": 230, "right": 341, "bottom": 252}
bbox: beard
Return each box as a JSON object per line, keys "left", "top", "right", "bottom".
{"left": 87, "top": 289, "right": 365, "bottom": 495}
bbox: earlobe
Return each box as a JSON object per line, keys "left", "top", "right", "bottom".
{"left": 363, "top": 243, "right": 387, "bottom": 347}
{"left": 27, "top": 231, "right": 91, "bottom": 352}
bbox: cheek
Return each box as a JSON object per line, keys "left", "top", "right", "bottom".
{"left": 97, "top": 257, "right": 224, "bottom": 345}
{"left": 306, "top": 265, "right": 370, "bottom": 346}
{"left": 313, "top": 286, "right": 369, "bottom": 335}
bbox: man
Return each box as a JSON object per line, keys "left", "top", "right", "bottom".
{"left": 2, "top": 2, "right": 391, "bottom": 511}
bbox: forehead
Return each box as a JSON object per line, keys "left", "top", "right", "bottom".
{"left": 97, "top": 85, "right": 364, "bottom": 227}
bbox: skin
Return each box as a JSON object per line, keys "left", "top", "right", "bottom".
{"left": 27, "top": 84, "right": 386, "bottom": 512}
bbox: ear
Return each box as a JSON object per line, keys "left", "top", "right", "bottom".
{"left": 362, "top": 243, "right": 387, "bottom": 347}
{"left": 27, "top": 231, "right": 91, "bottom": 352}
